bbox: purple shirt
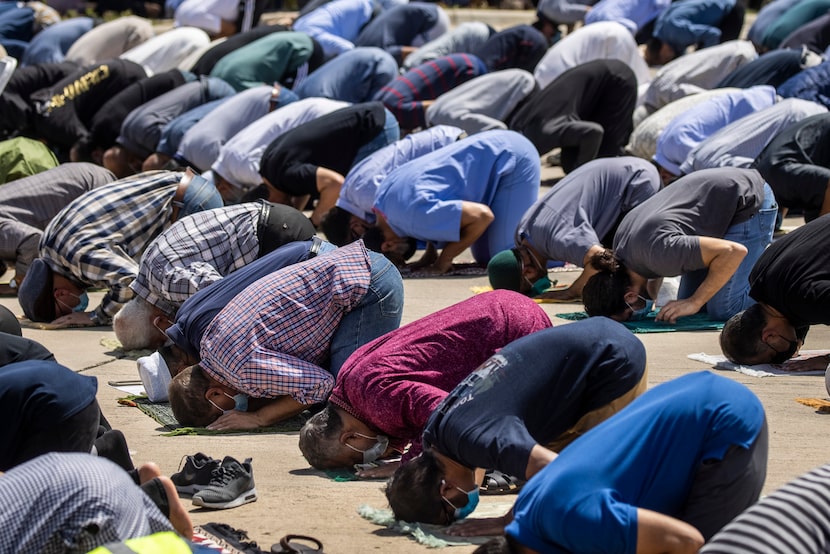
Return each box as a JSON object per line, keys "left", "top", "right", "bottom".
{"left": 328, "top": 290, "right": 551, "bottom": 459}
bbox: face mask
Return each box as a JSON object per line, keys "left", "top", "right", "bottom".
{"left": 73, "top": 291, "right": 89, "bottom": 312}
{"left": 441, "top": 480, "right": 480, "bottom": 520}
{"left": 345, "top": 432, "right": 390, "bottom": 463}
{"left": 57, "top": 291, "right": 89, "bottom": 314}
{"left": 208, "top": 392, "right": 249, "bottom": 415}
{"left": 626, "top": 296, "right": 654, "bottom": 321}
{"left": 528, "top": 276, "right": 552, "bottom": 297}
{"left": 224, "top": 391, "right": 249, "bottom": 412}
{"left": 767, "top": 336, "right": 799, "bottom": 364}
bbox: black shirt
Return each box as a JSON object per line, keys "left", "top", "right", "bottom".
{"left": 89, "top": 69, "right": 188, "bottom": 151}
{"left": 259, "top": 102, "right": 387, "bottom": 196}
{"left": 749, "top": 213, "right": 830, "bottom": 328}
{"left": 30, "top": 59, "right": 147, "bottom": 150}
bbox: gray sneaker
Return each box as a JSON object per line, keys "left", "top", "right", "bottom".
{"left": 170, "top": 452, "right": 220, "bottom": 498}
{"left": 192, "top": 456, "right": 257, "bottom": 509}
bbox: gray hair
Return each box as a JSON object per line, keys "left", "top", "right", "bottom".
{"left": 113, "top": 297, "right": 165, "bottom": 351}
{"left": 298, "top": 405, "right": 348, "bottom": 470}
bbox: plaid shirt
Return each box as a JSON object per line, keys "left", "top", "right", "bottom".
{"left": 131, "top": 203, "right": 261, "bottom": 315}
{"left": 0, "top": 453, "right": 171, "bottom": 553}
{"left": 200, "top": 241, "right": 372, "bottom": 405}
{"left": 39, "top": 171, "right": 183, "bottom": 323}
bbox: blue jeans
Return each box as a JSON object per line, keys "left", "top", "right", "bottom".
{"left": 678, "top": 183, "right": 778, "bottom": 321}
{"left": 329, "top": 250, "right": 403, "bottom": 376}
{"left": 352, "top": 108, "right": 400, "bottom": 166}
{"left": 294, "top": 47, "right": 398, "bottom": 103}
{"left": 181, "top": 174, "right": 224, "bottom": 218}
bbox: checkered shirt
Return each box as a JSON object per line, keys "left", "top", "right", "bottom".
{"left": 39, "top": 171, "right": 183, "bottom": 322}
{"left": 131, "top": 202, "right": 261, "bottom": 315}
{"left": 0, "top": 453, "right": 171, "bottom": 553}
{"left": 200, "top": 241, "right": 372, "bottom": 405}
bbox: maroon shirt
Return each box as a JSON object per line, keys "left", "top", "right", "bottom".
{"left": 329, "top": 289, "right": 552, "bottom": 460}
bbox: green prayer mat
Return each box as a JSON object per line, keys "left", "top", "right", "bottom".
{"left": 122, "top": 396, "right": 312, "bottom": 436}
{"left": 358, "top": 502, "right": 512, "bottom": 547}
{"left": 556, "top": 312, "right": 725, "bottom": 333}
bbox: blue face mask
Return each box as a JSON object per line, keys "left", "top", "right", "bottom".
{"left": 226, "top": 392, "right": 248, "bottom": 412}
{"left": 441, "top": 480, "right": 480, "bottom": 521}
{"left": 72, "top": 291, "right": 89, "bottom": 312}
{"left": 626, "top": 296, "right": 654, "bottom": 321}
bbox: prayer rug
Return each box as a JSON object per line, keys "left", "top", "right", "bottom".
{"left": 100, "top": 337, "right": 152, "bottom": 360}
{"left": 557, "top": 312, "right": 724, "bottom": 333}
{"left": 357, "top": 502, "right": 512, "bottom": 548}
{"left": 795, "top": 398, "right": 830, "bottom": 413}
{"left": 119, "top": 396, "right": 311, "bottom": 436}
{"left": 688, "top": 351, "right": 829, "bottom": 377}
{"left": 400, "top": 263, "right": 488, "bottom": 278}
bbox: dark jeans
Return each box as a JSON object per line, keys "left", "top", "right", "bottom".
{"left": 10, "top": 398, "right": 101, "bottom": 469}
{"left": 681, "top": 418, "right": 769, "bottom": 540}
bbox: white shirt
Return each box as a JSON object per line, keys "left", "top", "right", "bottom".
{"left": 533, "top": 21, "right": 651, "bottom": 89}
{"left": 212, "top": 98, "right": 350, "bottom": 190}
{"left": 642, "top": 40, "right": 757, "bottom": 115}
{"left": 120, "top": 27, "right": 210, "bottom": 76}
{"left": 174, "top": 0, "right": 240, "bottom": 34}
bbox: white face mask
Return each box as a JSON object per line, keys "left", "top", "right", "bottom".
{"left": 344, "top": 432, "right": 389, "bottom": 463}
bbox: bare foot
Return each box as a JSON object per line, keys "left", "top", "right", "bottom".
{"left": 138, "top": 462, "right": 162, "bottom": 484}
{"left": 158, "top": 476, "right": 194, "bottom": 539}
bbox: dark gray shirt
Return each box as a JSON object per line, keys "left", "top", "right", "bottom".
{"left": 613, "top": 168, "right": 764, "bottom": 278}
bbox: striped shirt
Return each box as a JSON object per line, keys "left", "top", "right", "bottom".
{"left": 131, "top": 202, "right": 262, "bottom": 316}
{"left": 199, "top": 241, "right": 371, "bottom": 405}
{"left": 0, "top": 453, "right": 171, "bottom": 553}
{"left": 374, "top": 53, "right": 487, "bottom": 130}
{"left": 39, "top": 170, "right": 183, "bottom": 323}
{"left": 700, "top": 464, "right": 830, "bottom": 553}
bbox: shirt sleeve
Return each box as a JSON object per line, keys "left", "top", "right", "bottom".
{"left": 242, "top": 345, "right": 335, "bottom": 405}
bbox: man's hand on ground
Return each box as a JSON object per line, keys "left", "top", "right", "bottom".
{"left": 206, "top": 410, "right": 263, "bottom": 431}
{"left": 444, "top": 513, "right": 511, "bottom": 537}
{"left": 781, "top": 354, "right": 830, "bottom": 372}
{"left": 50, "top": 311, "right": 98, "bottom": 328}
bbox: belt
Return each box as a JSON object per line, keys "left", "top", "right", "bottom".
{"left": 306, "top": 236, "right": 323, "bottom": 260}
{"left": 170, "top": 172, "right": 193, "bottom": 224}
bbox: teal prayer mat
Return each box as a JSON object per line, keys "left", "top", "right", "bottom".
{"left": 556, "top": 312, "right": 725, "bottom": 333}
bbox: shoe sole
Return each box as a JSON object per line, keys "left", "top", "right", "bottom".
{"left": 192, "top": 487, "right": 258, "bottom": 510}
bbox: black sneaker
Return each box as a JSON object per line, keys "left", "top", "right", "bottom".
{"left": 170, "top": 452, "right": 220, "bottom": 498}
{"left": 192, "top": 456, "right": 257, "bottom": 510}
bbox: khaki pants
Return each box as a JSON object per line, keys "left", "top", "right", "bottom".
{"left": 546, "top": 366, "right": 649, "bottom": 453}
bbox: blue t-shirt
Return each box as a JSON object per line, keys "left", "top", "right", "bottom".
{"left": 0, "top": 360, "right": 98, "bottom": 470}
{"left": 167, "top": 239, "right": 335, "bottom": 357}
{"left": 505, "top": 371, "right": 765, "bottom": 554}
{"left": 373, "top": 129, "right": 535, "bottom": 243}
{"left": 422, "top": 317, "right": 646, "bottom": 479}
